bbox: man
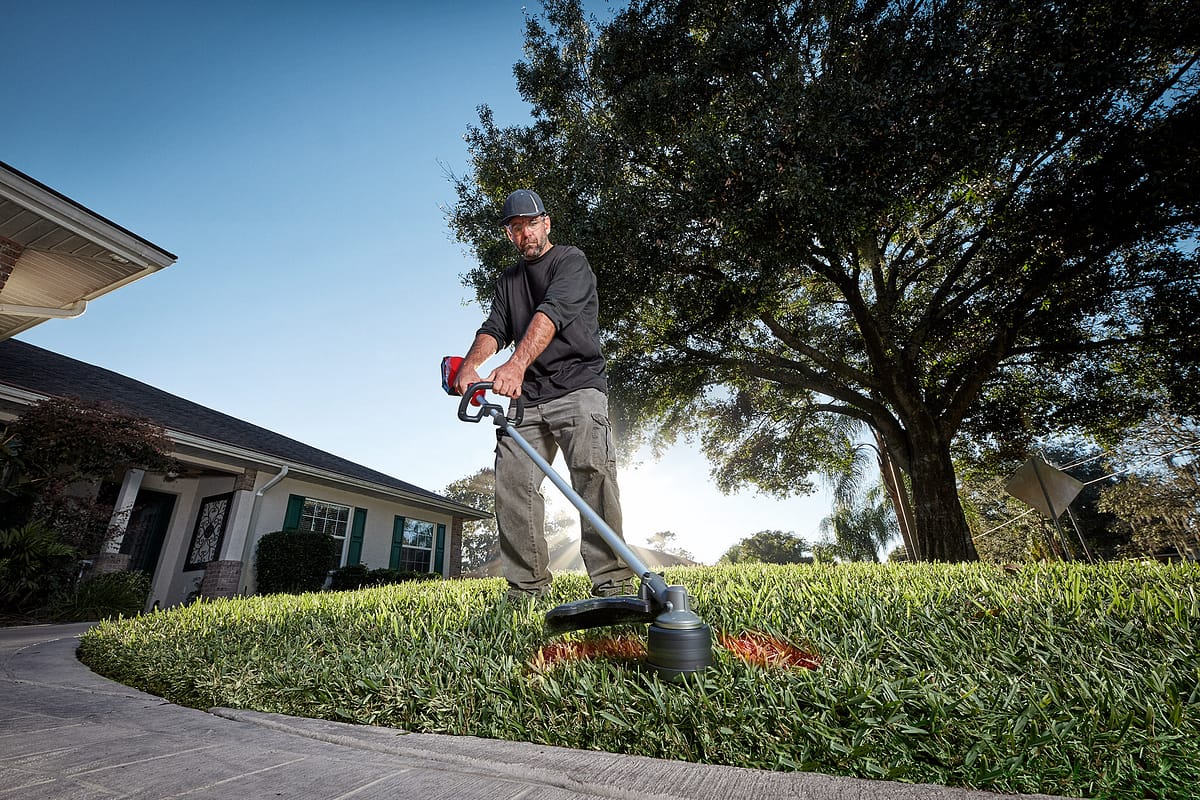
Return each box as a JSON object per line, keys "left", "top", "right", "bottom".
{"left": 454, "top": 189, "right": 635, "bottom": 601}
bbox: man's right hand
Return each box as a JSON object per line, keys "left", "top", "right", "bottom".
{"left": 452, "top": 363, "right": 483, "bottom": 397}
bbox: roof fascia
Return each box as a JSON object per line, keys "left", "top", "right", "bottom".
{"left": 0, "top": 164, "right": 176, "bottom": 270}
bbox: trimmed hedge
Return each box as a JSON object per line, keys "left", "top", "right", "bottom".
{"left": 79, "top": 562, "right": 1200, "bottom": 800}
{"left": 254, "top": 530, "right": 339, "bottom": 594}
{"left": 328, "top": 565, "right": 441, "bottom": 591}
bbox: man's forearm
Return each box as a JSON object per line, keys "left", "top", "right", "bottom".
{"left": 509, "top": 312, "right": 556, "bottom": 372}
{"left": 464, "top": 333, "right": 499, "bottom": 371}
{"left": 486, "top": 312, "right": 557, "bottom": 398}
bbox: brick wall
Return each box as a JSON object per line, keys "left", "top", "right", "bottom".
{"left": 233, "top": 468, "right": 258, "bottom": 493}
{"left": 0, "top": 235, "right": 24, "bottom": 292}
{"left": 199, "top": 560, "right": 243, "bottom": 598}
{"left": 450, "top": 517, "right": 464, "bottom": 577}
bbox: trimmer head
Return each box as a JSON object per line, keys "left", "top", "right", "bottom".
{"left": 647, "top": 621, "right": 713, "bottom": 679}
{"left": 544, "top": 583, "right": 713, "bottom": 678}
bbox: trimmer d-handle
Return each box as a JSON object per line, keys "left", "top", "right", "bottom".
{"left": 456, "top": 381, "right": 524, "bottom": 425}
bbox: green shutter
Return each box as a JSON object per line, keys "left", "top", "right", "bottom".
{"left": 390, "top": 516, "right": 406, "bottom": 570}
{"left": 347, "top": 508, "right": 367, "bottom": 565}
{"left": 434, "top": 523, "right": 446, "bottom": 574}
{"left": 283, "top": 494, "right": 305, "bottom": 531}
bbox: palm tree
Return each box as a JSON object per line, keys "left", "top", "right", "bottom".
{"left": 818, "top": 483, "right": 900, "bottom": 562}
{"left": 817, "top": 429, "right": 909, "bottom": 561}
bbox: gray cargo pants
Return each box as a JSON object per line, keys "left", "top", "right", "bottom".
{"left": 495, "top": 387, "right": 634, "bottom": 596}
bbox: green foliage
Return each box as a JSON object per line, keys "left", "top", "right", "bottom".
{"left": 1, "top": 396, "right": 174, "bottom": 554}
{"left": 5, "top": 396, "right": 173, "bottom": 484}
{"left": 0, "top": 521, "right": 78, "bottom": 615}
{"left": 79, "top": 562, "right": 1200, "bottom": 799}
{"left": 817, "top": 486, "right": 898, "bottom": 563}
{"left": 719, "top": 530, "right": 811, "bottom": 564}
{"left": 254, "top": 530, "right": 339, "bottom": 595}
{"left": 443, "top": 468, "right": 498, "bottom": 573}
{"left": 328, "top": 565, "right": 441, "bottom": 591}
{"left": 48, "top": 570, "right": 151, "bottom": 622}
{"left": 449, "top": 0, "right": 1200, "bottom": 562}
{"left": 1096, "top": 414, "right": 1200, "bottom": 560}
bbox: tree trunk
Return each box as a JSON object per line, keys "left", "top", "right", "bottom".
{"left": 906, "top": 434, "right": 978, "bottom": 562}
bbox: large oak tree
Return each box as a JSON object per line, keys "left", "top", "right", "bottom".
{"left": 449, "top": 0, "right": 1199, "bottom": 561}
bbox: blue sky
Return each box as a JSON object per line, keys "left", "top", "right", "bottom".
{"left": 3, "top": 0, "right": 834, "bottom": 564}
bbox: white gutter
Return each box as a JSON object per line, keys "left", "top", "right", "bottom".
{"left": 239, "top": 464, "right": 289, "bottom": 594}
{"left": 0, "top": 385, "right": 48, "bottom": 405}
{"left": 0, "top": 301, "right": 86, "bottom": 319}
{"left": 167, "top": 429, "right": 483, "bottom": 518}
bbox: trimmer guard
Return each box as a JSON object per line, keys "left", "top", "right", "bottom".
{"left": 544, "top": 596, "right": 659, "bottom": 633}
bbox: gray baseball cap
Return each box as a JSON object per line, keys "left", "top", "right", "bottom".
{"left": 499, "top": 189, "right": 547, "bottom": 223}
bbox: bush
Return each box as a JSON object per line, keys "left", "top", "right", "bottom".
{"left": 327, "top": 563, "right": 372, "bottom": 591}
{"left": 254, "top": 530, "right": 339, "bottom": 594}
{"left": 80, "top": 562, "right": 1200, "bottom": 800}
{"left": 328, "top": 565, "right": 441, "bottom": 591}
{"left": 48, "top": 571, "right": 151, "bottom": 622}
{"left": 0, "top": 521, "right": 78, "bottom": 615}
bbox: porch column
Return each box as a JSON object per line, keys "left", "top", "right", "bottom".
{"left": 219, "top": 469, "right": 258, "bottom": 561}
{"left": 93, "top": 467, "right": 144, "bottom": 574}
{"left": 201, "top": 469, "right": 258, "bottom": 597}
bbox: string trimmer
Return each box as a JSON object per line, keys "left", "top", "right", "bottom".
{"left": 444, "top": 358, "right": 712, "bottom": 679}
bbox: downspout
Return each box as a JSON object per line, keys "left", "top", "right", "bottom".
{"left": 238, "top": 465, "right": 289, "bottom": 594}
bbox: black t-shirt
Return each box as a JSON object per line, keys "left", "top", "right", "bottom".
{"left": 477, "top": 244, "right": 608, "bottom": 405}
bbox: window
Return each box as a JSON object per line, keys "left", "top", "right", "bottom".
{"left": 391, "top": 516, "right": 435, "bottom": 572}
{"left": 299, "top": 498, "right": 351, "bottom": 541}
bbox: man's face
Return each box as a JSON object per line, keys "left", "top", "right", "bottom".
{"left": 505, "top": 214, "right": 551, "bottom": 260}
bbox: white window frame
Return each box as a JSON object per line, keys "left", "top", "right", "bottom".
{"left": 299, "top": 498, "right": 351, "bottom": 543}
{"left": 399, "top": 518, "right": 435, "bottom": 572}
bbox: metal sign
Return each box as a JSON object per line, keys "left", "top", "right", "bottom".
{"left": 1005, "top": 456, "right": 1084, "bottom": 519}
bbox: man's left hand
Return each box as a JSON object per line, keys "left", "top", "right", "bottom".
{"left": 487, "top": 361, "right": 525, "bottom": 398}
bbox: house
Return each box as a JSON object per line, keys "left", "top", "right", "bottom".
{"left": 0, "top": 161, "right": 487, "bottom": 608}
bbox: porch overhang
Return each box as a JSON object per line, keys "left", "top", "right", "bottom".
{"left": 0, "top": 161, "right": 176, "bottom": 340}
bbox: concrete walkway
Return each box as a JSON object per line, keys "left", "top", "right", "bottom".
{"left": 0, "top": 623, "right": 1071, "bottom": 800}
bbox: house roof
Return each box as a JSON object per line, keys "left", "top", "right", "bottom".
{"left": 0, "top": 339, "right": 487, "bottom": 519}
{"left": 0, "top": 161, "right": 176, "bottom": 340}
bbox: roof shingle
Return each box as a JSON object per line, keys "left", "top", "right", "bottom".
{"left": 0, "top": 339, "right": 454, "bottom": 506}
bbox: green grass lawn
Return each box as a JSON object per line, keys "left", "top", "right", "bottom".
{"left": 79, "top": 561, "right": 1199, "bottom": 799}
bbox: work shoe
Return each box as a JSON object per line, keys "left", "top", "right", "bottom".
{"left": 591, "top": 577, "right": 637, "bottom": 598}
{"left": 505, "top": 586, "right": 551, "bottom": 603}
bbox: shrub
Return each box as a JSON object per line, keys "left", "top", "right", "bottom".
{"left": 366, "top": 567, "right": 440, "bottom": 586}
{"left": 254, "top": 530, "right": 339, "bottom": 594}
{"left": 48, "top": 570, "right": 151, "bottom": 622}
{"left": 327, "top": 564, "right": 440, "bottom": 591}
{"left": 0, "top": 521, "right": 78, "bottom": 615}
{"left": 327, "top": 563, "right": 372, "bottom": 590}
{"left": 80, "top": 562, "right": 1200, "bottom": 800}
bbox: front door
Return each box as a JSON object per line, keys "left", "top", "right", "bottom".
{"left": 119, "top": 490, "right": 176, "bottom": 578}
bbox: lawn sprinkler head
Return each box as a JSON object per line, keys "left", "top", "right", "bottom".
{"left": 645, "top": 585, "right": 713, "bottom": 680}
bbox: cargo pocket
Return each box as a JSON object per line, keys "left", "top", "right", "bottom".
{"left": 590, "top": 412, "right": 615, "bottom": 467}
